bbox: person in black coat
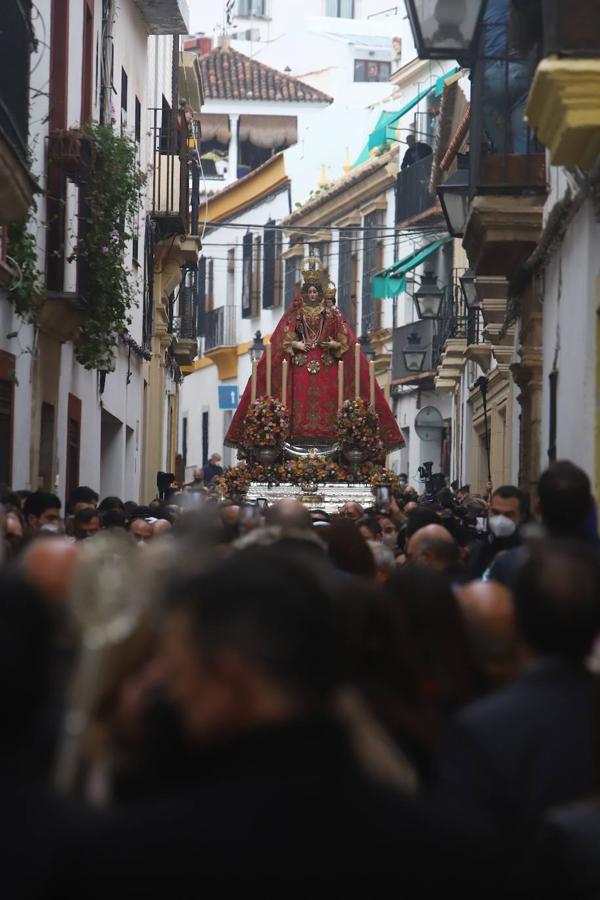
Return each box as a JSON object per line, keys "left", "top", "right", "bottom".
{"left": 437, "top": 540, "right": 600, "bottom": 890}
{"left": 51, "top": 546, "right": 497, "bottom": 899}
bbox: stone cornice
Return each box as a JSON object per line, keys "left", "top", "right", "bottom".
{"left": 527, "top": 58, "right": 600, "bottom": 168}
{"left": 464, "top": 195, "right": 544, "bottom": 278}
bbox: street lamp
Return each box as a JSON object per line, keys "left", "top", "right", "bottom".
{"left": 402, "top": 330, "right": 427, "bottom": 373}
{"left": 459, "top": 268, "right": 479, "bottom": 309}
{"left": 249, "top": 330, "right": 265, "bottom": 363}
{"left": 405, "top": 0, "right": 487, "bottom": 60}
{"left": 437, "top": 158, "right": 470, "bottom": 237}
{"left": 414, "top": 270, "right": 445, "bottom": 319}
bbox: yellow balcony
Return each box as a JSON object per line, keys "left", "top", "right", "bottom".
{"left": 527, "top": 58, "right": 600, "bottom": 168}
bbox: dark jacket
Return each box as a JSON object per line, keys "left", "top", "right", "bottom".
{"left": 401, "top": 142, "right": 432, "bottom": 170}
{"left": 438, "top": 659, "right": 599, "bottom": 841}
{"left": 202, "top": 462, "right": 224, "bottom": 485}
{"left": 52, "top": 716, "right": 497, "bottom": 898}
{"left": 526, "top": 801, "right": 600, "bottom": 899}
{"left": 467, "top": 530, "right": 522, "bottom": 579}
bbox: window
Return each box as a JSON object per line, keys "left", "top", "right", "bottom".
{"left": 182, "top": 416, "right": 188, "bottom": 468}
{"left": 242, "top": 232, "right": 253, "bottom": 319}
{"left": 548, "top": 370, "right": 558, "bottom": 462}
{"left": 354, "top": 60, "right": 391, "bottom": 83}
{"left": 132, "top": 96, "right": 141, "bottom": 261}
{"left": 326, "top": 0, "right": 354, "bottom": 17}
{"left": 252, "top": 236, "right": 262, "bottom": 317}
{"left": 81, "top": 0, "right": 94, "bottom": 125}
{"left": 65, "top": 394, "right": 81, "bottom": 505}
{"left": 120, "top": 67, "right": 128, "bottom": 133}
{"left": 227, "top": 248, "right": 235, "bottom": 309}
{"left": 361, "top": 210, "right": 384, "bottom": 334}
{"left": 337, "top": 230, "right": 354, "bottom": 323}
{"left": 202, "top": 411, "right": 209, "bottom": 466}
{"left": 238, "top": 0, "right": 266, "bottom": 16}
{"left": 262, "top": 221, "right": 276, "bottom": 309}
{"left": 207, "top": 259, "right": 214, "bottom": 312}
{"left": 0, "top": 350, "right": 15, "bottom": 486}
{"left": 196, "top": 256, "right": 206, "bottom": 337}
{"left": 274, "top": 230, "right": 283, "bottom": 307}
{"left": 39, "top": 402, "right": 55, "bottom": 491}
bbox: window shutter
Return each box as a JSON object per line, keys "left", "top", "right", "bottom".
{"left": 252, "top": 236, "right": 261, "bottom": 317}
{"left": 242, "top": 232, "right": 253, "bottom": 319}
{"left": 196, "top": 256, "right": 206, "bottom": 336}
{"left": 273, "top": 230, "right": 283, "bottom": 307}
{"left": 262, "top": 222, "right": 276, "bottom": 309}
{"left": 325, "top": 0, "right": 337, "bottom": 16}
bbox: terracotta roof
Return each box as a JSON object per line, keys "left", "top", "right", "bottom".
{"left": 197, "top": 45, "right": 333, "bottom": 105}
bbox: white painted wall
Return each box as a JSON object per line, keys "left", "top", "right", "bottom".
{"left": 180, "top": 180, "right": 292, "bottom": 474}
{"left": 540, "top": 166, "right": 600, "bottom": 477}
{"left": 1, "top": 0, "right": 182, "bottom": 502}
{"left": 189, "top": 1, "right": 408, "bottom": 42}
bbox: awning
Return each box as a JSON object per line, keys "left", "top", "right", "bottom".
{"left": 239, "top": 115, "right": 298, "bottom": 150}
{"left": 372, "top": 236, "right": 452, "bottom": 299}
{"left": 353, "top": 66, "right": 461, "bottom": 168}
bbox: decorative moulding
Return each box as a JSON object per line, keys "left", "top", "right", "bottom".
{"left": 528, "top": 58, "right": 600, "bottom": 169}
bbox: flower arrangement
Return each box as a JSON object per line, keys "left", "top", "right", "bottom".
{"left": 216, "top": 459, "right": 400, "bottom": 500}
{"left": 335, "top": 398, "right": 381, "bottom": 455}
{"left": 241, "top": 398, "right": 290, "bottom": 453}
{"left": 371, "top": 469, "right": 402, "bottom": 494}
{"left": 215, "top": 463, "right": 252, "bottom": 499}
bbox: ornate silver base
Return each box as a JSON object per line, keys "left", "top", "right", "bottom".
{"left": 245, "top": 481, "right": 375, "bottom": 513}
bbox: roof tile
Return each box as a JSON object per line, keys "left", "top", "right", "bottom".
{"left": 198, "top": 45, "right": 333, "bottom": 105}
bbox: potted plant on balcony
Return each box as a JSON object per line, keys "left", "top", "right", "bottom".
{"left": 336, "top": 398, "right": 381, "bottom": 468}
{"left": 69, "top": 124, "right": 146, "bottom": 370}
{"left": 241, "top": 397, "right": 290, "bottom": 466}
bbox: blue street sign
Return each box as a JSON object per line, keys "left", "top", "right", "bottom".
{"left": 218, "top": 385, "right": 239, "bottom": 410}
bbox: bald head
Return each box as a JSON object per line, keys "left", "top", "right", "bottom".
{"left": 457, "top": 580, "right": 522, "bottom": 686}
{"left": 265, "top": 498, "right": 312, "bottom": 532}
{"left": 407, "top": 524, "right": 459, "bottom": 571}
{"left": 153, "top": 518, "right": 173, "bottom": 538}
{"left": 21, "top": 537, "right": 81, "bottom": 605}
{"left": 339, "top": 502, "right": 364, "bottom": 521}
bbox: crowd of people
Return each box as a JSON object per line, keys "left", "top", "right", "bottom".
{"left": 1, "top": 458, "right": 600, "bottom": 897}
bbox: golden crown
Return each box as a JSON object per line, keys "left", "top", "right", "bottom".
{"left": 323, "top": 280, "right": 337, "bottom": 300}
{"left": 301, "top": 254, "right": 323, "bottom": 284}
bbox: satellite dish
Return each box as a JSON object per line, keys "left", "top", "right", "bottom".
{"left": 414, "top": 405, "right": 444, "bottom": 441}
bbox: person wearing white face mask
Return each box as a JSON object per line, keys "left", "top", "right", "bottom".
{"left": 467, "top": 485, "right": 528, "bottom": 580}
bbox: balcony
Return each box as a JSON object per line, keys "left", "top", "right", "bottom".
{"left": 133, "top": 0, "right": 189, "bottom": 34}
{"left": 395, "top": 154, "right": 440, "bottom": 227}
{"left": 203, "top": 306, "right": 237, "bottom": 380}
{"left": 0, "top": 0, "right": 37, "bottom": 223}
{"left": 463, "top": 22, "right": 546, "bottom": 278}
{"left": 525, "top": 0, "right": 600, "bottom": 168}
{"left": 150, "top": 105, "right": 200, "bottom": 241}
{"left": 171, "top": 267, "right": 198, "bottom": 366}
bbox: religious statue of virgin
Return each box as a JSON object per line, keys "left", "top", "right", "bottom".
{"left": 225, "top": 254, "right": 402, "bottom": 450}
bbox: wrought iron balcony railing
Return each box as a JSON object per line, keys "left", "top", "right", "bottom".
{"left": 149, "top": 105, "right": 200, "bottom": 237}
{"left": 204, "top": 306, "right": 237, "bottom": 352}
{"left": 470, "top": 21, "right": 546, "bottom": 195}
{"left": 395, "top": 153, "right": 437, "bottom": 226}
